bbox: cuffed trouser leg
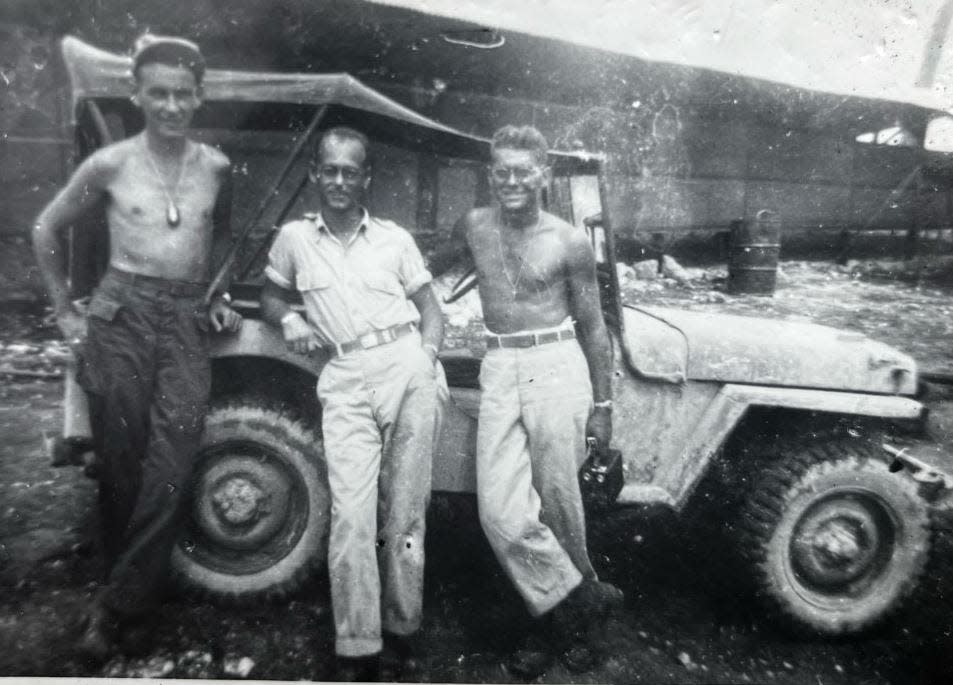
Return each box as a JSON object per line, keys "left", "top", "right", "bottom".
{"left": 377, "top": 344, "right": 439, "bottom": 636}
{"left": 321, "top": 367, "right": 383, "bottom": 658}
{"left": 476, "top": 340, "right": 594, "bottom": 617}
{"left": 319, "top": 334, "right": 439, "bottom": 657}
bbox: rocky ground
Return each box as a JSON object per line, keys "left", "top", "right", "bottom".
{"left": 2, "top": 259, "right": 953, "bottom": 683}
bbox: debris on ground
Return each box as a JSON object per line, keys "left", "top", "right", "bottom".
{"left": 633, "top": 258, "right": 660, "bottom": 280}
{"left": 616, "top": 262, "right": 635, "bottom": 283}
{"left": 223, "top": 654, "right": 256, "bottom": 678}
{"left": 0, "top": 340, "right": 71, "bottom": 380}
{"left": 775, "top": 264, "right": 791, "bottom": 285}
{"left": 676, "top": 651, "right": 697, "bottom": 670}
{"left": 2, "top": 257, "right": 952, "bottom": 683}
{"left": 176, "top": 650, "right": 215, "bottom": 678}
{"left": 661, "top": 255, "right": 692, "bottom": 285}
{"left": 104, "top": 654, "right": 175, "bottom": 679}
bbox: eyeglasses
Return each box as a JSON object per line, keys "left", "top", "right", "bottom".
{"left": 317, "top": 165, "right": 364, "bottom": 183}
{"left": 489, "top": 165, "right": 540, "bottom": 183}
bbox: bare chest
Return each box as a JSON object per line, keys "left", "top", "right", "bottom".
{"left": 470, "top": 228, "right": 565, "bottom": 298}
{"left": 104, "top": 153, "right": 221, "bottom": 276}
{"left": 107, "top": 153, "right": 220, "bottom": 232}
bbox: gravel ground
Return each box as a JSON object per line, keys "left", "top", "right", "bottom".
{"left": 1, "top": 259, "right": 952, "bottom": 683}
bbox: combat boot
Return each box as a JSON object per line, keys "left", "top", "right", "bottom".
{"left": 381, "top": 632, "right": 425, "bottom": 680}
{"left": 507, "top": 617, "right": 555, "bottom": 680}
{"left": 74, "top": 600, "right": 115, "bottom": 664}
{"left": 116, "top": 615, "right": 158, "bottom": 657}
{"left": 334, "top": 654, "right": 380, "bottom": 682}
{"left": 549, "top": 579, "right": 625, "bottom": 673}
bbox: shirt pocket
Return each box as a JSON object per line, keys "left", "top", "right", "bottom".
{"left": 296, "top": 272, "right": 331, "bottom": 292}
{"left": 362, "top": 272, "right": 403, "bottom": 296}
{"left": 360, "top": 272, "right": 406, "bottom": 324}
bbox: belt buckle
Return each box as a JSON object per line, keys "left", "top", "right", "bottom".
{"left": 532, "top": 332, "right": 541, "bottom": 346}
{"left": 379, "top": 328, "right": 395, "bottom": 344}
{"left": 359, "top": 333, "right": 377, "bottom": 349}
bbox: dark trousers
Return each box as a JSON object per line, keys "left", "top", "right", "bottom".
{"left": 77, "top": 268, "right": 210, "bottom": 617}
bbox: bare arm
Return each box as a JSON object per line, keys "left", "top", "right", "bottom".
{"left": 207, "top": 165, "right": 242, "bottom": 332}
{"left": 260, "top": 279, "right": 295, "bottom": 327}
{"left": 260, "top": 279, "right": 319, "bottom": 354}
{"left": 32, "top": 152, "right": 112, "bottom": 346}
{"left": 565, "top": 230, "right": 613, "bottom": 445}
{"left": 410, "top": 283, "right": 445, "bottom": 363}
{"left": 32, "top": 153, "right": 111, "bottom": 317}
{"left": 429, "top": 212, "right": 473, "bottom": 279}
{"left": 209, "top": 164, "right": 235, "bottom": 290}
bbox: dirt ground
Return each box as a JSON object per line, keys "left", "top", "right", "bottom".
{"left": 2, "top": 260, "right": 953, "bottom": 683}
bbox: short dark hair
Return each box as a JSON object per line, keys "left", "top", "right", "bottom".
{"left": 491, "top": 125, "right": 549, "bottom": 166}
{"left": 314, "top": 126, "right": 373, "bottom": 170}
{"left": 132, "top": 34, "right": 206, "bottom": 84}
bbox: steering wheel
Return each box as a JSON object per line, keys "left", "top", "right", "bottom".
{"left": 444, "top": 266, "right": 478, "bottom": 304}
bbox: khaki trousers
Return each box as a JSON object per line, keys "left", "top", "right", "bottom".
{"left": 317, "top": 332, "right": 443, "bottom": 657}
{"left": 476, "top": 337, "right": 596, "bottom": 617}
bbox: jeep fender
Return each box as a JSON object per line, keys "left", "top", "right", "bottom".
{"left": 613, "top": 369, "right": 924, "bottom": 511}
{"left": 210, "top": 319, "right": 329, "bottom": 375}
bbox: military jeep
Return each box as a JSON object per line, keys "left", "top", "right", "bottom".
{"left": 60, "top": 36, "right": 951, "bottom": 638}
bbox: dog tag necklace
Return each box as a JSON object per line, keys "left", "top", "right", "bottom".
{"left": 144, "top": 141, "right": 189, "bottom": 227}
{"left": 496, "top": 212, "right": 539, "bottom": 297}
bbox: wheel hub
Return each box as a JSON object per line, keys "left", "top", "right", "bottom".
{"left": 811, "top": 519, "right": 864, "bottom": 567}
{"left": 211, "top": 477, "right": 270, "bottom": 525}
{"left": 192, "top": 451, "right": 295, "bottom": 552}
{"left": 790, "top": 492, "right": 891, "bottom": 591}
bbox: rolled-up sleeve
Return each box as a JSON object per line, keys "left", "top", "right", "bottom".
{"left": 398, "top": 233, "right": 433, "bottom": 296}
{"left": 265, "top": 227, "right": 295, "bottom": 290}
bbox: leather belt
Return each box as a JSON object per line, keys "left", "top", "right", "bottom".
{"left": 103, "top": 267, "right": 208, "bottom": 297}
{"left": 485, "top": 328, "right": 576, "bottom": 349}
{"left": 332, "top": 322, "right": 417, "bottom": 357}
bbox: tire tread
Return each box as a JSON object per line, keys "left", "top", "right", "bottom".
{"left": 736, "top": 435, "right": 935, "bottom": 636}
{"left": 171, "top": 396, "right": 328, "bottom": 605}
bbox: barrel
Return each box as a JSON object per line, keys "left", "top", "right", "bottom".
{"left": 727, "top": 210, "right": 781, "bottom": 295}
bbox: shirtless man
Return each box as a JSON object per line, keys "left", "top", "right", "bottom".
{"left": 432, "top": 124, "right": 622, "bottom": 676}
{"left": 32, "top": 35, "right": 241, "bottom": 660}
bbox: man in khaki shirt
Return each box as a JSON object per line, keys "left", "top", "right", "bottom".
{"left": 261, "top": 126, "right": 444, "bottom": 682}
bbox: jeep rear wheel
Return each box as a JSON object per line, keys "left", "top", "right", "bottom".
{"left": 171, "top": 401, "right": 329, "bottom": 603}
{"left": 738, "top": 444, "right": 933, "bottom": 636}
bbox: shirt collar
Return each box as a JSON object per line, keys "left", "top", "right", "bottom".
{"left": 305, "top": 209, "right": 376, "bottom": 245}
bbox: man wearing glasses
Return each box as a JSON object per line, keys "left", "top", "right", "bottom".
{"left": 432, "top": 124, "right": 622, "bottom": 677}
{"left": 260, "top": 126, "right": 445, "bottom": 682}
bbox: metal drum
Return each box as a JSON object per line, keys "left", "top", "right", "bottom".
{"left": 728, "top": 209, "right": 781, "bottom": 295}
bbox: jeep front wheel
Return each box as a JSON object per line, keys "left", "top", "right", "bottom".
{"left": 171, "top": 401, "right": 330, "bottom": 603}
{"left": 738, "top": 445, "right": 933, "bottom": 636}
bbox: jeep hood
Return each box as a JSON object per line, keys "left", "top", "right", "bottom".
{"left": 621, "top": 306, "right": 917, "bottom": 395}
